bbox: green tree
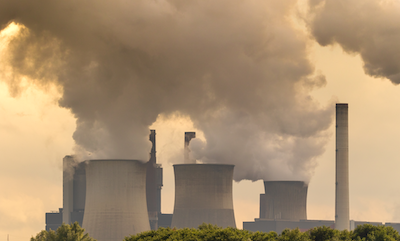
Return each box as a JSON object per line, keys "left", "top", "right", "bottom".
{"left": 197, "top": 223, "right": 250, "bottom": 241}
{"left": 309, "top": 226, "right": 340, "bottom": 241}
{"left": 31, "top": 222, "right": 96, "bottom": 241}
{"left": 278, "top": 228, "right": 311, "bottom": 241}
{"left": 338, "top": 229, "right": 352, "bottom": 241}
{"left": 250, "top": 231, "right": 278, "bottom": 241}
{"left": 352, "top": 224, "right": 400, "bottom": 241}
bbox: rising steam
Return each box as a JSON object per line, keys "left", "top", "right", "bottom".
{"left": 0, "top": 0, "right": 333, "bottom": 182}
{"left": 307, "top": 0, "right": 400, "bottom": 84}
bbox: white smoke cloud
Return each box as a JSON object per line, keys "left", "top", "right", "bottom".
{"left": 0, "top": 0, "right": 332, "bottom": 181}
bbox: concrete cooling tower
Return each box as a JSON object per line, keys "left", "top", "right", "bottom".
{"left": 82, "top": 160, "right": 150, "bottom": 241}
{"left": 171, "top": 164, "right": 236, "bottom": 229}
{"left": 259, "top": 181, "right": 308, "bottom": 221}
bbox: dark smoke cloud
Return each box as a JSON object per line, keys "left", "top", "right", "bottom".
{"left": 0, "top": 0, "right": 332, "bottom": 181}
{"left": 307, "top": 0, "right": 400, "bottom": 84}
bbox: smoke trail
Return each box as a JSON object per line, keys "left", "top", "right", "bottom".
{"left": 0, "top": 0, "right": 332, "bottom": 181}
{"left": 307, "top": 0, "right": 400, "bottom": 84}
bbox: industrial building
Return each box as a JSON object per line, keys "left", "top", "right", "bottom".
{"left": 243, "top": 103, "right": 388, "bottom": 233}
{"left": 244, "top": 104, "right": 349, "bottom": 232}
{"left": 45, "top": 130, "right": 168, "bottom": 231}
{"left": 44, "top": 103, "right": 400, "bottom": 238}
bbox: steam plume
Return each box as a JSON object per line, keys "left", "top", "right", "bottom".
{"left": 308, "top": 0, "right": 400, "bottom": 84}
{"left": 0, "top": 0, "right": 332, "bottom": 181}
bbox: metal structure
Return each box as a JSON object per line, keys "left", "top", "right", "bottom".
{"left": 335, "top": 103, "right": 350, "bottom": 230}
{"left": 184, "top": 132, "right": 196, "bottom": 163}
{"left": 171, "top": 164, "right": 236, "bottom": 228}
{"left": 146, "top": 130, "right": 163, "bottom": 230}
{"left": 259, "top": 181, "right": 308, "bottom": 221}
{"left": 82, "top": 160, "right": 150, "bottom": 241}
{"left": 62, "top": 156, "right": 86, "bottom": 226}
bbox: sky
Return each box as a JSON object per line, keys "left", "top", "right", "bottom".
{"left": 1, "top": 0, "right": 400, "bottom": 240}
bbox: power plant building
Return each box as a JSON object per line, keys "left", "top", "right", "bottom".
{"left": 82, "top": 159, "right": 150, "bottom": 241}
{"left": 45, "top": 130, "right": 167, "bottom": 232}
{"left": 171, "top": 164, "right": 236, "bottom": 229}
{"left": 44, "top": 105, "right": 400, "bottom": 235}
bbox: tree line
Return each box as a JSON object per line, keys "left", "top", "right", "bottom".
{"left": 31, "top": 222, "right": 400, "bottom": 241}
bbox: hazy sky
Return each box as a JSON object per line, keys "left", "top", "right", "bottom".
{"left": 1, "top": 0, "right": 400, "bottom": 240}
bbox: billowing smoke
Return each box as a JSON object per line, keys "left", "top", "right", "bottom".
{"left": 0, "top": 0, "right": 333, "bottom": 182}
{"left": 308, "top": 0, "right": 400, "bottom": 84}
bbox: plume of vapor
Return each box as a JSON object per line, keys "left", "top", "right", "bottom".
{"left": 307, "top": 0, "right": 400, "bottom": 84}
{"left": 0, "top": 0, "right": 332, "bottom": 181}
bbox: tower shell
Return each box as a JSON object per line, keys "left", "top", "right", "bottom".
{"left": 260, "top": 181, "right": 308, "bottom": 220}
{"left": 82, "top": 159, "right": 150, "bottom": 241}
{"left": 171, "top": 164, "right": 236, "bottom": 228}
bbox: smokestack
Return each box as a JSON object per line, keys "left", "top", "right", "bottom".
{"left": 171, "top": 164, "right": 236, "bottom": 228}
{"left": 62, "top": 156, "right": 86, "bottom": 226}
{"left": 82, "top": 160, "right": 150, "bottom": 241}
{"left": 63, "top": 156, "right": 74, "bottom": 225}
{"left": 184, "top": 132, "right": 196, "bottom": 163}
{"left": 259, "top": 181, "right": 307, "bottom": 220}
{"left": 335, "top": 103, "right": 349, "bottom": 230}
{"left": 146, "top": 130, "right": 163, "bottom": 230}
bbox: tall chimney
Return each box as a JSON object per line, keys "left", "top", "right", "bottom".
{"left": 62, "top": 156, "right": 86, "bottom": 226}
{"left": 184, "top": 132, "right": 196, "bottom": 163}
{"left": 335, "top": 103, "right": 349, "bottom": 230}
{"left": 146, "top": 130, "right": 163, "bottom": 230}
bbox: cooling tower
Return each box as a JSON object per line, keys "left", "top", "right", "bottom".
{"left": 171, "top": 164, "right": 236, "bottom": 228}
{"left": 260, "top": 181, "right": 308, "bottom": 221}
{"left": 335, "top": 103, "right": 349, "bottom": 230}
{"left": 82, "top": 160, "right": 150, "bottom": 241}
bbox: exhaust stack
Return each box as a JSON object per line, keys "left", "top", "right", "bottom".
{"left": 184, "top": 132, "right": 196, "bottom": 163}
{"left": 62, "top": 156, "right": 86, "bottom": 226}
{"left": 146, "top": 130, "right": 163, "bottom": 230}
{"left": 335, "top": 103, "right": 350, "bottom": 230}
